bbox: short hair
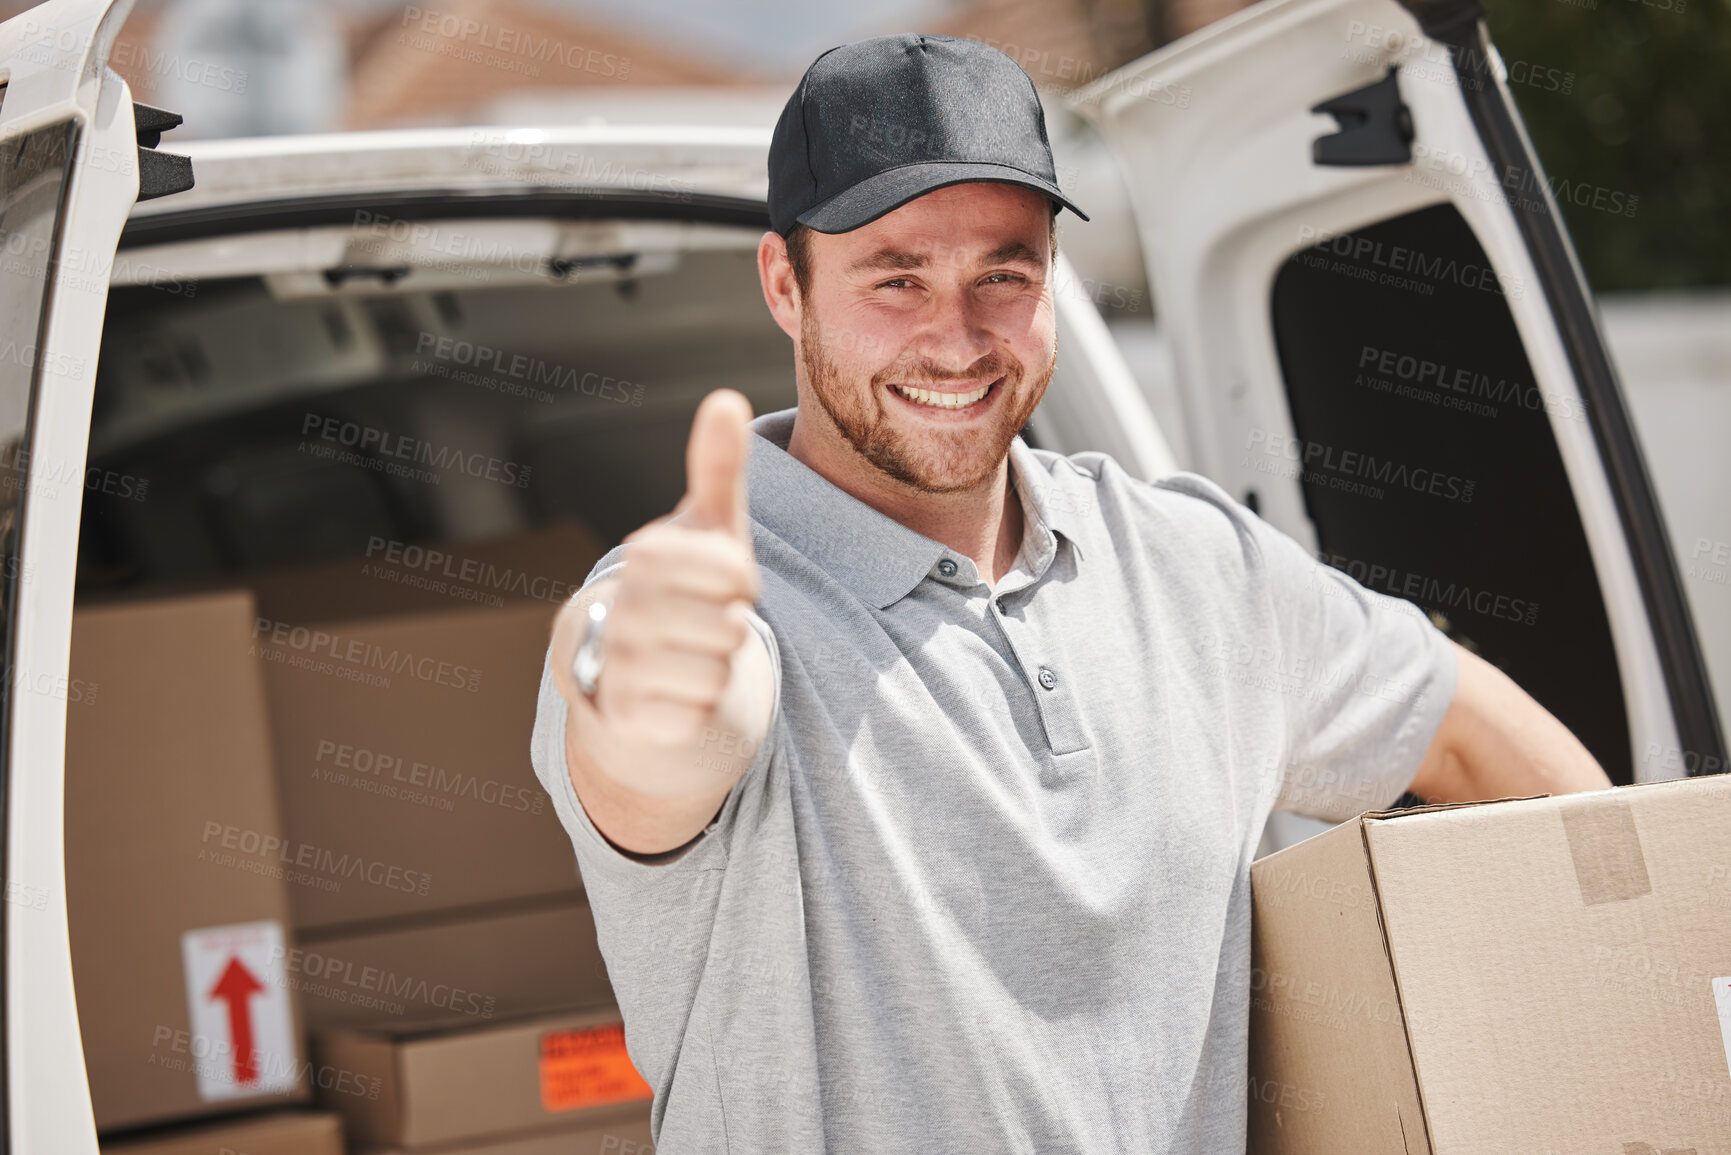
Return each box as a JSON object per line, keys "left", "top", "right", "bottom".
{"left": 783, "top": 202, "right": 1060, "bottom": 299}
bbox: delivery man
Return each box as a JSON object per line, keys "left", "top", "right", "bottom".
{"left": 531, "top": 33, "right": 1610, "bottom": 1153}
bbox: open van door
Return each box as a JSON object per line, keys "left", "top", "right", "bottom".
{"left": 1075, "top": 0, "right": 1724, "bottom": 790}
{"left": 0, "top": 0, "right": 189, "bottom": 1149}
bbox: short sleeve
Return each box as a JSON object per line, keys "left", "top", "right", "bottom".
{"left": 528, "top": 557, "right": 784, "bottom": 882}
{"left": 1242, "top": 514, "right": 1460, "bottom": 820}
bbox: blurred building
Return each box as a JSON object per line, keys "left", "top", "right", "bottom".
{"left": 82, "top": 0, "right": 1246, "bottom": 139}
{"left": 930, "top": 0, "right": 1155, "bottom": 92}
{"left": 341, "top": 0, "right": 752, "bottom": 130}
{"left": 96, "top": 0, "right": 763, "bottom": 137}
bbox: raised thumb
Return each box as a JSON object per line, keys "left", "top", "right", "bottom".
{"left": 682, "top": 388, "right": 753, "bottom": 540}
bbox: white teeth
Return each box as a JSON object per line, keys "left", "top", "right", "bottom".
{"left": 892, "top": 382, "right": 992, "bottom": 409}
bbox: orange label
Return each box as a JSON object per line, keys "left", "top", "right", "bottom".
{"left": 539, "top": 1023, "right": 652, "bottom": 1114}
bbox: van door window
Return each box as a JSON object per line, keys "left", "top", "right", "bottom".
{"left": 0, "top": 117, "right": 81, "bottom": 765}
{"left": 1268, "top": 202, "right": 1631, "bottom": 783}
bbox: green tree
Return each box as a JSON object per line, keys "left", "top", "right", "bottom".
{"left": 1485, "top": 0, "right": 1731, "bottom": 290}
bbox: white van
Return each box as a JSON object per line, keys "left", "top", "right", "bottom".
{"left": 1, "top": 0, "right": 1721, "bottom": 1146}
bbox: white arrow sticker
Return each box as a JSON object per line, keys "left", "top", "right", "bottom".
{"left": 180, "top": 920, "right": 298, "bottom": 1101}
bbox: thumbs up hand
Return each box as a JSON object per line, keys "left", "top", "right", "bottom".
{"left": 555, "top": 390, "right": 762, "bottom": 752}
{"left": 669, "top": 386, "right": 754, "bottom": 544}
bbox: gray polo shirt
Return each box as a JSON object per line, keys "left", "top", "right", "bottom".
{"left": 530, "top": 406, "right": 1457, "bottom": 1154}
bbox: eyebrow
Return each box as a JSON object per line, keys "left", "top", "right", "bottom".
{"left": 847, "top": 249, "right": 928, "bottom": 275}
{"left": 846, "top": 240, "right": 1047, "bottom": 277}
{"left": 982, "top": 241, "right": 1044, "bottom": 267}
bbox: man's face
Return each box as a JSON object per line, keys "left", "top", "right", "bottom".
{"left": 788, "top": 183, "right": 1057, "bottom": 494}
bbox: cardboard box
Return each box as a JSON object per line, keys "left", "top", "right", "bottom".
{"left": 67, "top": 592, "right": 310, "bottom": 1131}
{"left": 256, "top": 599, "right": 586, "bottom": 932}
{"left": 101, "top": 1110, "right": 343, "bottom": 1155}
{"left": 316, "top": 1007, "right": 652, "bottom": 1148}
{"left": 358, "top": 1113, "right": 654, "bottom": 1155}
{"left": 1248, "top": 776, "right": 1731, "bottom": 1154}
{"left": 289, "top": 899, "right": 614, "bottom": 1031}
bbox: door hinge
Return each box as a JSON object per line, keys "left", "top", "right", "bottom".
{"left": 1311, "top": 69, "right": 1415, "bottom": 167}
{"left": 134, "top": 102, "right": 195, "bottom": 201}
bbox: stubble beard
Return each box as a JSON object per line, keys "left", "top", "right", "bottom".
{"left": 798, "top": 307, "right": 1054, "bottom": 495}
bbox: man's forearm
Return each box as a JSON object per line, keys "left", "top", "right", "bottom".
{"left": 1408, "top": 642, "right": 1612, "bottom": 805}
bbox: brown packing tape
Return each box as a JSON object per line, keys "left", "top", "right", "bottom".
{"left": 1559, "top": 796, "right": 1652, "bottom": 906}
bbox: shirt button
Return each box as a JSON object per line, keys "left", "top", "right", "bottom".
{"left": 1037, "top": 666, "right": 1058, "bottom": 690}
{"left": 937, "top": 559, "right": 958, "bottom": 578}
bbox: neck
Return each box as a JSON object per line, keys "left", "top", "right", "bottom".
{"left": 787, "top": 409, "right": 1025, "bottom": 589}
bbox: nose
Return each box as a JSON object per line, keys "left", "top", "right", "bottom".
{"left": 911, "top": 283, "right": 997, "bottom": 376}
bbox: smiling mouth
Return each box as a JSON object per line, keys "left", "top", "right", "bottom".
{"left": 889, "top": 379, "right": 998, "bottom": 410}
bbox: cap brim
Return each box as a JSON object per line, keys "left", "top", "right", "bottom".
{"left": 794, "top": 160, "right": 1090, "bottom": 234}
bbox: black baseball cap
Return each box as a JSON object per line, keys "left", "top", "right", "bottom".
{"left": 768, "top": 33, "right": 1089, "bottom": 237}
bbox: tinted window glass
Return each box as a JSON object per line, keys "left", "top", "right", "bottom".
{"left": 0, "top": 117, "right": 80, "bottom": 716}
{"left": 1270, "top": 203, "right": 1631, "bottom": 784}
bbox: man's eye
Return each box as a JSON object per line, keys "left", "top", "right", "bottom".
{"left": 878, "top": 278, "right": 917, "bottom": 290}
{"left": 982, "top": 273, "right": 1026, "bottom": 285}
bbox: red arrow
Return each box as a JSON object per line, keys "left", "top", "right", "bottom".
{"left": 208, "top": 956, "right": 264, "bottom": 1085}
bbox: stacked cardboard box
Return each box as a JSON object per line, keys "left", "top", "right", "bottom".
{"left": 287, "top": 899, "right": 612, "bottom": 1032}
{"left": 315, "top": 1006, "right": 653, "bottom": 1152}
{"left": 101, "top": 1111, "right": 344, "bottom": 1155}
{"left": 261, "top": 519, "right": 646, "bottom": 1150}
{"left": 67, "top": 592, "right": 312, "bottom": 1131}
{"left": 249, "top": 520, "right": 646, "bottom": 1149}
{"left": 359, "top": 1115, "right": 654, "bottom": 1155}
{"left": 253, "top": 598, "right": 587, "bottom": 932}
{"left": 1248, "top": 775, "right": 1731, "bottom": 1154}
{"left": 67, "top": 521, "right": 638, "bottom": 1150}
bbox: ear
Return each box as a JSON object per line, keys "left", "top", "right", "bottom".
{"left": 758, "top": 231, "right": 801, "bottom": 341}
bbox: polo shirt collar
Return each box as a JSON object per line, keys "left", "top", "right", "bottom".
{"left": 745, "top": 408, "right": 1083, "bottom": 610}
